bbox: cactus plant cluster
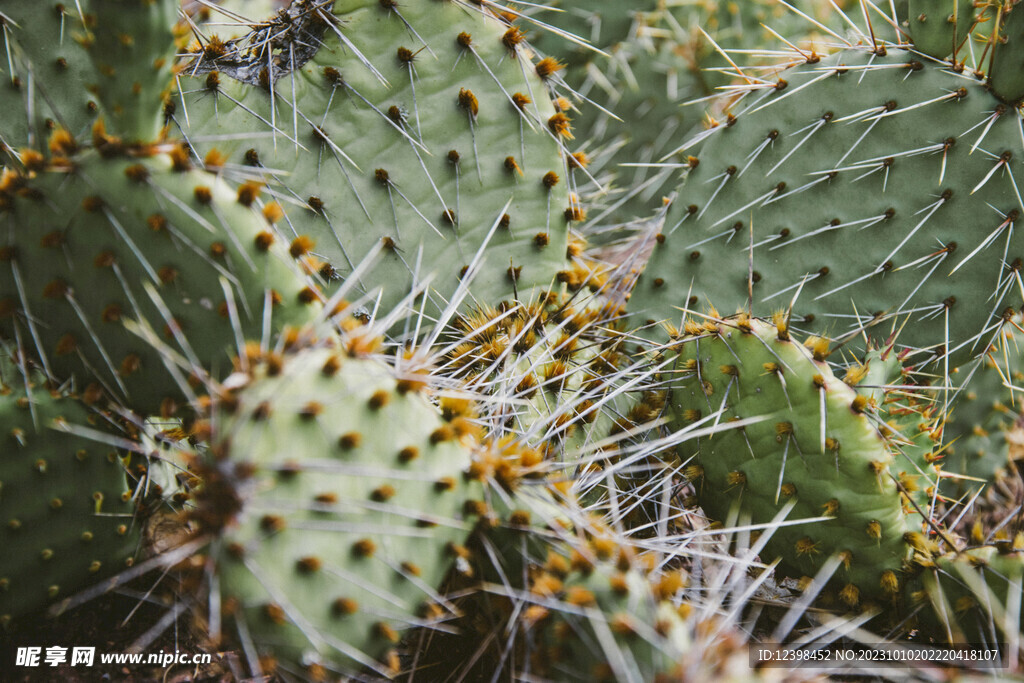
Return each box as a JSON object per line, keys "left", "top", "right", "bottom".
{"left": 5, "top": 0, "right": 1024, "bottom": 681}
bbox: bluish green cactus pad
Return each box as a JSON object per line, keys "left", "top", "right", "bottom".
{"left": 174, "top": 0, "right": 576, "bottom": 322}
{"left": 0, "top": 353, "right": 139, "bottom": 627}
{"left": 631, "top": 48, "right": 1024, "bottom": 370}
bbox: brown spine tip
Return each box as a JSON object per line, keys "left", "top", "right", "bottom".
{"left": 332, "top": 597, "right": 358, "bottom": 616}
{"left": 237, "top": 182, "right": 261, "bottom": 206}
{"left": 262, "top": 202, "right": 284, "bottom": 224}
{"left": 547, "top": 113, "right": 573, "bottom": 139}
{"left": 289, "top": 235, "right": 315, "bottom": 258}
{"left": 260, "top": 515, "right": 286, "bottom": 533}
{"left": 193, "top": 186, "right": 213, "bottom": 205}
{"left": 502, "top": 26, "right": 526, "bottom": 51}
{"left": 373, "top": 622, "right": 399, "bottom": 643}
{"left": 504, "top": 156, "right": 522, "bottom": 176}
{"left": 430, "top": 425, "right": 454, "bottom": 444}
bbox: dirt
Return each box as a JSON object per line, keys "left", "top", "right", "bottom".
{"left": 1, "top": 577, "right": 237, "bottom": 682}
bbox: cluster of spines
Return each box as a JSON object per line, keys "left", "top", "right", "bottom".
{"left": 8, "top": 0, "right": 1024, "bottom": 679}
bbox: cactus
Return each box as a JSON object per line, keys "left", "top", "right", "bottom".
{"left": 9, "top": 1, "right": 1024, "bottom": 680}
{"left": 172, "top": 0, "right": 578, "bottom": 322}
{"left": 848, "top": 345, "right": 945, "bottom": 509}
{"left": 442, "top": 283, "right": 630, "bottom": 459}
{"left": 0, "top": 5, "right": 99, "bottom": 164}
{"left": 630, "top": 45, "right": 1024, "bottom": 370}
{"left": 914, "top": 544, "right": 1024, "bottom": 644}
{"left": 0, "top": 349, "right": 140, "bottom": 628}
{"left": 524, "top": 0, "right": 851, "bottom": 225}
{"left": 666, "top": 313, "right": 939, "bottom": 607}
{"left": 523, "top": 556, "right": 691, "bottom": 681}
{"left": 985, "top": 0, "right": 1024, "bottom": 105}
{"left": 906, "top": 0, "right": 975, "bottom": 60}
{"left": 78, "top": 0, "right": 179, "bottom": 142}
{"left": 945, "top": 323, "right": 1024, "bottom": 487}
{"left": 0, "top": 143, "right": 322, "bottom": 417}
{"left": 184, "top": 332, "right": 487, "bottom": 678}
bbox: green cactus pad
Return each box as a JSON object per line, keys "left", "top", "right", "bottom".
{"left": 80, "top": 0, "right": 179, "bottom": 142}
{"left": 847, "top": 346, "right": 944, "bottom": 509}
{"left": 190, "top": 341, "right": 483, "bottom": 678}
{"left": 526, "top": 558, "right": 690, "bottom": 682}
{"left": 916, "top": 544, "right": 1024, "bottom": 644}
{"left": 631, "top": 48, "right": 1024, "bottom": 370}
{"left": 907, "top": 0, "right": 975, "bottom": 60}
{"left": 443, "top": 285, "right": 629, "bottom": 463}
{"left": 945, "top": 329, "right": 1023, "bottom": 487}
{"left": 0, "top": 4, "right": 99, "bottom": 160}
{"left": 0, "top": 147, "right": 320, "bottom": 417}
{"left": 0, "top": 353, "right": 139, "bottom": 627}
{"left": 668, "top": 315, "right": 920, "bottom": 606}
{"left": 988, "top": 0, "right": 1024, "bottom": 105}
{"left": 174, "top": 0, "right": 575, "bottom": 323}
{"left": 525, "top": 0, "right": 850, "bottom": 224}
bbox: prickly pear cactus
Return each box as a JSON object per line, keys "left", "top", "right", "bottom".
{"left": 668, "top": 314, "right": 925, "bottom": 606}
{"left": 631, "top": 47, "right": 1024, "bottom": 370}
{"left": 906, "top": 0, "right": 975, "bottom": 60}
{"left": 0, "top": 4, "right": 99, "bottom": 164}
{"left": 0, "top": 351, "right": 139, "bottom": 628}
{"left": 984, "top": 0, "right": 1024, "bottom": 105}
{"left": 444, "top": 283, "right": 630, "bottom": 463}
{"left": 945, "top": 325, "right": 1024, "bottom": 486}
{"left": 79, "top": 0, "right": 179, "bottom": 142}
{"left": 847, "top": 345, "right": 944, "bottom": 510}
{"left": 524, "top": 0, "right": 853, "bottom": 224}
{"left": 915, "top": 544, "right": 1024, "bottom": 643}
{"left": 187, "top": 336, "right": 485, "bottom": 678}
{"left": 174, "top": 0, "right": 576, "bottom": 321}
{"left": 525, "top": 556, "right": 691, "bottom": 682}
{"left": 0, "top": 143, "right": 322, "bottom": 417}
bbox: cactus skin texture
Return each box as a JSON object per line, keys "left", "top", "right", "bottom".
{"left": 174, "top": 0, "right": 576, "bottom": 322}
{"left": 444, "top": 283, "right": 629, "bottom": 463}
{"left": 524, "top": 0, "right": 850, "bottom": 224}
{"left": 187, "top": 337, "right": 484, "bottom": 679}
{"left": 906, "top": 0, "right": 975, "bottom": 60}
{"left": 631, "top": 48, "right": 1024, "bottom": 370}
{"left": 944, "top": 323, "right": 1024, "bottom": 487}
{"left": 524, "top": 556, "right": 691, "bottom": 682}
{"left": 846, "top": 346, "right": 944, "bottom": 510}
{"left": 0, "top": 145, "right": 321, "bottom": 417}
{"left": 667, "top": 315, "right": 924, "bottom": 607}
{"left": 986, "top": 0, "right": 1024, "bottom": 105}
{"left": 79, "top": 0, "right": 179, "bottom": 142}
{"left": 0, "top": 5, "right": 99, "bottom": 165}
{"left": 0, "top": 352, "right": 139, "bottom": 628}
